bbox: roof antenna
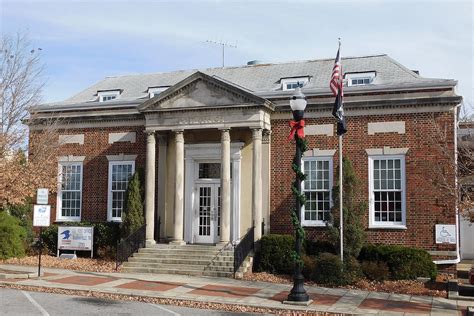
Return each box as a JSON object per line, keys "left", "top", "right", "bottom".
{"left": 206, "top": 40, "right": 237, "bottom": 68}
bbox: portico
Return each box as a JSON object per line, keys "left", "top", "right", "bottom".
{"left": 139, "top": 72, "right": 273, "bottom": 246}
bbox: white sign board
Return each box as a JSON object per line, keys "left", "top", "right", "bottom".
{"left": 58, "top": 226, "right": 93, "bottom": 251}
{"left": 435, "top": 224, "right": 456, "bottom": 244}
{"left": 36, "top": 188, "right": 49, "bottom": 205}
{"left": 33, "top": 205, "right": 51, "bottom": 227}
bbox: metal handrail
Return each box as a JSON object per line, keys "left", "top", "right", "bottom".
{"left": 116, "top": 224, "right": 146, "bottom": 270}
{"left": 233, "top": 226, "right": 254, "bottom": 276}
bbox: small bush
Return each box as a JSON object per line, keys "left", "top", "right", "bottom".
{"left": 40, "top": 222, "right": 120, "bottom": 258}
{"left": 359, "top": 244, "right": 437, "bottom": 280}
{"left": 343, "top": 256, "right": 363, "bottom": 284}
{"left": 361, "top": 261, "right": 391, "bottom": 281}
{"left": 304, "top": 240, "right": 336, "bottom": 256}
{"left": 0, "top": 211, "right": 26, "bottom": 259}
{"left": 258, "top": 234, "right": 295, "bottom": 275}
{"left": 301, "top": 254, "right": 317, "bottom": 279}
{"left": 313, "top": 252, "right": 344, "bottom": 285}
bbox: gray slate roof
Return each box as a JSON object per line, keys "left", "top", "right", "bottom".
{"left": 45, "top": 54, "right": 457, "bottom": 107}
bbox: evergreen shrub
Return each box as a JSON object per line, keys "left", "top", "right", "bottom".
{"left": 361, "top": 260, "right": 391, "bottom": 281}
{"left": 257, "top": 234, "right": 295, "bottom": 275}
{"left": 359, "top": 244, "right": 437, "bottom": 280}
{"left": 312, "top": 252, "right": 344, "bottom": 285}
{"left": 0, "top": 211, "right": 26, "bottom": 259}
{"left": 121, "top": 171, "right": 144, "bottom": 239}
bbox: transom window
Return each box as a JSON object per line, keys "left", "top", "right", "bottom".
{"left": 302, "top": 157, "right": 333, "bottom": 226}
{"left": 57, "top": 162, "right": 82, "bottom": 220}
{"left": 98, "top": 90, "right": 121, "bottom": 102}
{"left": 369, "top": 155, "right": 406, "bottom": 228}
{"left": 108, "top": 161, "right": 135, "bottom": 221}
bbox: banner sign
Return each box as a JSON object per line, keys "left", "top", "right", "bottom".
{"left": 435, "top": 224, "right": 456, "bottom": 244}
{"left": 58, "top": 226, "right": 93, "bottom": 251}
{"left": 36, "top": 188, "right": 49, "bottom": 205}
{"left": 33, "top": 205, "right": 51, "bottom": 227}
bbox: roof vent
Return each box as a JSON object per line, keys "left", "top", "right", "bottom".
{"left": 247, "top": 60, "right": 264, "bottom": 66}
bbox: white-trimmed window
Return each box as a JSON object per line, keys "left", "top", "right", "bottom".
{"left": 148, "top": 86, "right": 170, "bottom": 98}
{"left": 281, "top": 77, "right": 310, "bottom": 91}
{"left": 108, "top": 161, "right": 135, "bottom": 221}
{"left": 368, "top": 155, "right": 406, "bottom": 228}
{"left": 346, "top": 72, "right": 376, "bottom": 86}
{"left": 57, "top": 162, "right": 83, "bottom": 221}
{"left": 302, "top": 157, "right": 333, "bottom": 226}
{"left": 98, "top": 90, "right": 121, "bottom": 102}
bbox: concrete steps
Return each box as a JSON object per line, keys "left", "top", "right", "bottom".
{"left": 122, "top": 243, "right": 236, "bottom": 277}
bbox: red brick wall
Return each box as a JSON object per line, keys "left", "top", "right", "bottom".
{"left": 270, "top": 110, "right": 457, "bottom": 251}
{"left": 30, "top": 126, "right": 148, "bottom": 223}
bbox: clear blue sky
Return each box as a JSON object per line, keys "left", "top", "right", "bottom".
{"left": 1, "top": 0, "right": 473, "bottom": 112}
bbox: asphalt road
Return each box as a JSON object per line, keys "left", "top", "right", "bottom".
{"left": 0, "top": 288, "right": 262, "bottom": 316}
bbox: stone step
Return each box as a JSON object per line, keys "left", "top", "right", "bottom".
{"left": 132, "top": 252, "right": 234, "bottom": 262}
{"left": 150, "top": 244, "right": 223, "bottom": 250}
{"left": 138, "top": 248, "right": 233, "bottom": 256}
{"left": 122, "top": 266, "right": 233, "bottom": 278}
{"left": 128, "top": 257, "right": 234, "bottom": 267}
{"left": 204, "top": 265, "right": 234, "bottom": 272}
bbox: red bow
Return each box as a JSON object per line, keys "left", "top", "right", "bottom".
{"left": 288, "top": 120, "right": 305, "bottom": 140}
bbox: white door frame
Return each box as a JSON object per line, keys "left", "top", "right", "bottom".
{"left": 460, "top": 214, "right": 474, "bottom": 259}
{"left": 184, "top": 143, "right": 243, "bottom": 244}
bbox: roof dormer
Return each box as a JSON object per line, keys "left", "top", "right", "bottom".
{"left": 98, "top": 89, "right": 121, "bottom": 102}
{"left": 345, "top": 72, "right": 376, "bottom": 87}
{"left": 280, "top": 76, "right": 310, "bottom": 91}
{"left": 148, "top": 86, "right": 170, "bottom": 98}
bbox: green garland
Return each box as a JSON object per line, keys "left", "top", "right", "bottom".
{"left": 290, "top": 137, "right": 308, "bottom": 267}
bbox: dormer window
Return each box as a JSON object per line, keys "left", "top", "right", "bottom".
{"left": 148, "top": 86, "right": 170, "bottom": 98}
{"left": 345, "top": 72, "right": 376, "bottom": 87}
{"left": 98, "top": 90, "right": 121, "bottom": 102}
{"left": 281, "top": 77, "right": 310, "bottom": 91}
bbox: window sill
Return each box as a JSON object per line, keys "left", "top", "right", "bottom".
{"left": 55, "top": 217, "right": 81, "bottom": 223}
{"left": 302, "top": 222, "right": 328, "bottom": 227}
{"left": 108, "top": 219, "right": 122, "bottom": 223}
{"left": 368, "top": 224, "right": 407, "bottom": 230}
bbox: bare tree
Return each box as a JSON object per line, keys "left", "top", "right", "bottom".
{"left": 0, "top": 32, "right": 59, "bottom": 207}
{"left": 428, "top": 105, "right": 473, "bottom": 222}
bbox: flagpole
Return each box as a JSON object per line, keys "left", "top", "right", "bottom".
{"left": 337, "top": 37, "right": 344, "bottom": 264}
{"left": 339, "top": 134, "right": 343, "bottom": 263}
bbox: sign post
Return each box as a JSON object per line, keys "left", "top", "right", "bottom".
{"left": 57, "top": 226, "right": 94, "bottom": 258}
{"left": 33, "top": 189, "right": 50, "bottom": 278}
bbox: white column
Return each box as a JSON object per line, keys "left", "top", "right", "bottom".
{"left": 145, "top": 131, "right": 156, "bottom": 245}
{"left": 156, "top": 134, "right": 167, "bottom": 241}
{"left": 172, "top": 130, "right": 185, "bottom": 245}
{"left": 262, "top": 129, "right": 272, "bottom": 236}
{"left": 252, "top": 128, "right": 263, "bottom": 241}
{"left": 220, "top": 129, "right": 231, "bottom": 243}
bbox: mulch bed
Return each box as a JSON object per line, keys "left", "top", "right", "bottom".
{"left": 243, "top": 272, "right": 449, "bottom": 298}
{"left": 0, "top": 255, "right": 117, "bottom": 273}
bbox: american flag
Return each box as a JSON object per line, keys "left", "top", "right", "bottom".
{"left": 330, "top": 44, "right": 347, "bottom": 136}
{"left": 330, "top": 46, "right": 342, "bottom": 96}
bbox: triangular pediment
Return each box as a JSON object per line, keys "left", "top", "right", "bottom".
{"left": 138, "top": 72, "right": 272, "bottom": 112}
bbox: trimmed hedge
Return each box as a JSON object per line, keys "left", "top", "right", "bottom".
{"left": 257, "top": 234, "right": 295, "bottom": 275}
{"left": 312, "top": 252, "right": 344, "bottom": 285}
{"left": 359, "top": 244, "right": 437, "bottom": 280}
{"left": 304, "top": 240, "right": 336, "bottom": 256}
{"left": 40, "top": 222, "right": 120, "bottom": 258}
{"left": 0, "top": 211, "right": 26, "bottom": 259}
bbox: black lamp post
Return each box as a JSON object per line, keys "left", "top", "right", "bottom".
{"left": 287, "top": 87, "right": 310, "bottom": 303}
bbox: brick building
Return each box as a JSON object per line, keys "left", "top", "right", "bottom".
{"left": 30, "top": 54, "right": 463, "bottom": 267}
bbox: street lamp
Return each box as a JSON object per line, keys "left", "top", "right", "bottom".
{"left": 287, "top": 86, "right": 310, "bottom": 303}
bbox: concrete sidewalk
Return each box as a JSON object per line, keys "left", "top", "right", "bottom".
{"left": 1, "top": 264, "right": 473, "bottom": 315}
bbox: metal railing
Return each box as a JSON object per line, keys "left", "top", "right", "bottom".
{"left": 233, "top": 226, "right": 254, "bottom": 275}
{"left": 116, "top": 224, "right": 146, "bottom": 270}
